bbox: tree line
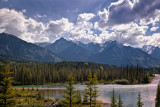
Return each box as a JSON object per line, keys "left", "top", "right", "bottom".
{"left": 0, "top": 62, "right": 151, "bottom": 85}
{"left": 0, "top": 64, "right": 160, "bottom": 107}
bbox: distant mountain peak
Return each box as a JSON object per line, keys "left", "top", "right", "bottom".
{"left": 0, "top": 33, "right": 62, "bottom": 62}
{"left": 142, "top": 45, "right": 156, "bottom": 54}
{"left": 58, "top": 37, "right": 67, "bottom": 41}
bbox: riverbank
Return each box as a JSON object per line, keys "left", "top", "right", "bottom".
{"left": 151, "top": 74, "right": 160, "bottom": 82}
{"left": 13, "top": 74, "right": 160, "bottom": 107}
{"left": 14, "top": 74, "right": 160, "bottom": 92}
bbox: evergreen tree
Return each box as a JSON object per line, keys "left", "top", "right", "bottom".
{"left": 84, "top": 72, "right": 99, "bottom": 107}
{"left": 111, "top": 88, "right": 117, "bottom": 107}
{"left": 118, "top": 93, "right": 123, "bottom": 107}
{"left": 63, "top": 74, "right": 76, "bottom": 107}
{"left": 86, "top": 72, "right": 93, "bottom": 107}
{"left": 0, "top": 64, "right": 14, "bottom": 106}
{"left": 93, "top": 74, "right": 99, "bottom": 106}
{"left": 83, "top": 89, "right": 88, "bottom": 104}
{"left": 155, "top": 82, "right": 160, "bottom": 107}
{"left": 137, "top": 92, "right": 143, "bottom": 107}
{"left": 75, "top": 90, "right": 82, "bottom": 104}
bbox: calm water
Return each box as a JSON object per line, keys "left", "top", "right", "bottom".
{"left": 16, "top": 75, "right": 160, "bottom": 107}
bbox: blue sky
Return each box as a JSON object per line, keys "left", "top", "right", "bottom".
{"left": 0, "top": 0, "right": 160, "bottom": 47}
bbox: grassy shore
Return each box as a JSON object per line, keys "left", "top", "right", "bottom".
{"left": 5, "top": 88, "right": 55, "bottom": 107}
{"left": 8, "top": 88, "right": 110, "bottom": 107}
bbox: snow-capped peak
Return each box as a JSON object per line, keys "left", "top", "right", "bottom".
{"left": 142, "top": 45, "right": 155, "bottom": 54}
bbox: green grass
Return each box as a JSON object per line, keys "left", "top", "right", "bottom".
{"left": 11, "top": 88, "right": 54, "bottom": 107}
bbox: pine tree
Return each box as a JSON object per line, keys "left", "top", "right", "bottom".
{"left": 83, "top": 89, "right": 88, "bottom": 104}
{"left": 0, "top": 64, "right": 15, "bottom": 106}
{"left": 137, "top": 92, "right": 143, "bottom": 107}
{"left": 118, "top": 93, "right": 123, "bottom": 107}
{"left": 155, "top": 82, "right": 160, "bottom": 107}
{"left": 86, "top": 72, "right": 94, "bottom": 107}
{"left": 84, "top": 72, "right": 99, "bottom": 107}
{"left": 111, "top": 88, "right": 117, "bottom": 107}
{"left": 75, "top": 90, "right": 82, "bottom": 104}
{"left": 93, "top": 74, "right": 99, "bottom": 106}
{"left": 63, "top": 74, "right": 76, "bottom": 107}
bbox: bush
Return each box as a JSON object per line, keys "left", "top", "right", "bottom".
{"left": 115, "top": 79, "right": 129, "bottom": 85}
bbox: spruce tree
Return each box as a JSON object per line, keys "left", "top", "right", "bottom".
{"left": 93, "top": 73, "right": 99, "bottom": 106}
{"left": 63, "top": 74, "right": 76, "bottom": 107}
{"left": 118, "top": 93, "right": 123, "bottom": 107}
{"left": 111, "top": 88, "right": 117, "bottom": 107}
{"left": 83, "top": 89, "right": 88, "bottom": 104}
{"left": 137, "top": 92, "right": 143, "bottom": 107}
{"left": 75, "top": 90, "right": 82, "bottom": 104}
{"left": 0, "top": 64, "right": 14, "bottom": 106}
{"left": 86, "top": 72, "right": 94, "bottom": 107}
{"left": 155, "top": 82, "right": 160, "bottom": 107}
{"left": 84, "top": 72, "right": 99, "bottom": 107}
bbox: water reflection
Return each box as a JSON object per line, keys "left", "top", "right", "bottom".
{"left": 21, "top": 75, "right": 160, "bottom": 107}
{"left": 40, "top": 84, "right": 156, "bottom": 107}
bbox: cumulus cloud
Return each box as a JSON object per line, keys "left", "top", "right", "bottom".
{"left": 96, "top": 22, "right": 149, "bottom": 46}
{"left": 1, "top": 7, "right": 160, "bottom": 47}
{"left": 0, "top": 8, "right": 74, "bottom": 43}
{"left": 77, "top": 13, "right": 95, "bottom": 22}
{"left": 69, "top": 13, "right": 97, "bottom": 43}
{"left": 0, "top": 8, "right": 28, "bottom": 37}
{"left": 150, "top": 26, "right": 159, "bottom": 31}
{"left": 46, "top": 18, "right": 73, "bottom": 35}
{"left": 97, "top": 0, "right": 160, "bottom": 28}
{"left": 139, "top": 16, "right": 160, "bottom": 26}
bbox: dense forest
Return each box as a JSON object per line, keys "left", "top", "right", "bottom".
{"left": 0, "top": 61, "right": 152, "bottom": 85}
{"left": 0, "top": 62, "right": 160, "bottom": 107}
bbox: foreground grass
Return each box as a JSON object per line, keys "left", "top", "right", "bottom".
{"left": 10, "top": 88, "right": 55, "bottom": 107}
{"left": 2, "top": 88, "right": 109, "bottom": 107}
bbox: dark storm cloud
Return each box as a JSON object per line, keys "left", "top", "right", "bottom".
{"left": 99, "top": 0, "right": 160, "bottom": 27}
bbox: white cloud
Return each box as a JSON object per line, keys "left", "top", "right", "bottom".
{"left": 150, "top": 26, "right": 159, "bottom": 31}
{"left": 35, "top": 14, "right": 47, "bottom": 18}
{"left": 95, "top": 22, "right": 148, "bottom": 47}
{"left": 97, "top": 0, "right": 160, "bottom": 28}
{"left": 0, "top": 8, "right": 74, "bottom": 43}
{"left": 21, "top": 9, "right": 27, "bottom": 13}
{"left": 46, "top": 18, "right": 73, "bottom": 35}
{"left": 1, "top": 8, "right": 160, "bottom": 47}
{"left": 139, "top": 16, "right": 160, "bottom": 26}
{"left": 77, "top": 13, "right": 95, "bottom": 22}
{"left": 0, "top": 8, "right": 27, "bottom": 37}
{"left": 95, "top": 9, "right": 108, "bottom": 30}
{"left": 69, "top": 13, "right": 97, "bottom": 43}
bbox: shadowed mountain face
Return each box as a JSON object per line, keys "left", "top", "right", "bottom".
{"left": 45, "top": 38, "right": 160, "bottom": 67}
{"left": 45, "top": 38, "right": 93, "bottom": 61}
{"left": 0, "top": 33, "right": 62, "bottom": 62}
{"left": 0, "top": 33, "right": 160, "bottom": 67}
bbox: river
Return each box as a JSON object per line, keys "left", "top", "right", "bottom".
{"left": 15, "top": 74, "right": 160, "bottom": 107}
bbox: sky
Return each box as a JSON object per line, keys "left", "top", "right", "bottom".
{"left": 0, "top": 0, "right": 160, "bottom": 47}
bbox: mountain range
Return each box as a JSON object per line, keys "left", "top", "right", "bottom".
{"left": 0, "top": 33, "right": 160, "bottom": 67}
{"left": 45, "top": 37, "right": 160, "bottom": 67}
{"left": 0, "top": 33, "right": 62, "bottom": 62}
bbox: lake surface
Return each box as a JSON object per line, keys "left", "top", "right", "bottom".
{"left": 15, "top": 75, "right": 160, "bottom": 107}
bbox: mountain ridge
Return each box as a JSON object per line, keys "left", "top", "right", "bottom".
{"left": 1, "top": 33, "right": 160, "bottom": 67}
{"left": 44, "top": 38, "right": 160, "bottom": 67}
{"left": 0, "top": 33, "right": 62, "bottom": 62}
